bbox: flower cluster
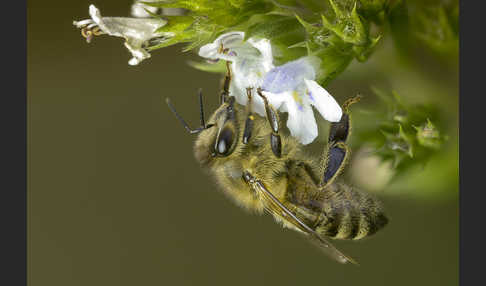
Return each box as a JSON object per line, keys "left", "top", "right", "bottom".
{"left": 198, "top": 32, "right": 342, "bottom": 144}
{"left": 73, "top": 3, "right": 344, "bottom": 145}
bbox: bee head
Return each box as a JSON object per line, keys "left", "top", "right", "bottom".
{"left": 166, "top": 90, "right": 240, "bottom": 166}
{"left": 194, "top": 96, "right": 240, "bottom": 166}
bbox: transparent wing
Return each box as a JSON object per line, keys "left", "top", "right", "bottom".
{"left": 247, "top": 177, "right": 358, "bottom": 265}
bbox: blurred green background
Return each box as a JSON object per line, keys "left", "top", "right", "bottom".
{"left": 28, "top": 1, "right": 458, "bottom": 286}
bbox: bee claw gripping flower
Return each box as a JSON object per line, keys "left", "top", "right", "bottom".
{"left": 198, "top": 32, "right": 342, "bottom": 145}
{"left": 73, "top": 4, "right": 167, "bottom": 65}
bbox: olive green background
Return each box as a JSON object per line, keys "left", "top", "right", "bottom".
{"left": 28, "top": 1, "right": 458, "bottom": 286}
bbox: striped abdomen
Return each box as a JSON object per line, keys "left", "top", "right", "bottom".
{"left": 314, "top": 183, "right": 388, "bottom": 240}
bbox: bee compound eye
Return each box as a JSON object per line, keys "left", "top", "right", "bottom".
{"left": 216, "top": 127, "right": 234, "bottom": 156}
{"left": 217, "top": 138, "right": 227, "bottom": 154}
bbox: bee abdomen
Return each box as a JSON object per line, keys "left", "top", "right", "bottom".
{"left": 315, "top": 185, "right": 388, "bottom": 240}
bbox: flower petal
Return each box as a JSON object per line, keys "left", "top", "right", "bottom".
{"left": 304, "top": 79, "right": 342, "bottom": 122}
{"left": 280, "top": 91, "right": 319, "bottom": 145}
{"left": 198, "top": 32, "right": 245, "bottom": 61}
{"left": 229, "top": 56, "right": 273, "bottom": 117}
{"left": 261, "top": 57, "right": 316, "bottom": 94}
{"left": 247, "top": 38, "right": 274, "bottom": 72}
{"left": 260, "top": 90, "right": 287, "bottom": 115}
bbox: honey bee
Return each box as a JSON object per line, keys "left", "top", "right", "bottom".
{"left": 166, "top": 63, "right": 388, "bottom": 264}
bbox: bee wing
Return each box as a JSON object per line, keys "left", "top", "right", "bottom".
{"left": 250, "top": 180, "right": 358, "bottom": 265}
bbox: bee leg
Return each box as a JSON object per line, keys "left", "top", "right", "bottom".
{"left": 318, "top": 95, "right": 361, "bottom": 188}
{"left": 295, "top": 161, "right": 321, "bottom": 186}
{"left": 242, "top": 87, "right": 255, "bottom": 144}
{"left": 220, "top": 61, "right": 232, "bottom": 104}
{"left": 257, "top": 88, "right": 282, "bottom": 158}
{"left": 318, "top": 142, "right": 350, "bottom": 188}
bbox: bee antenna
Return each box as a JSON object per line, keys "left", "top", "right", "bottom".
{"left": 198, "top": 88, "right": 206, "bottom": 129}
{"left": 166, "top": 97, "right": 204, "bottom": 134}
{"left": 166, "top": 90, "right": 214, "bottom": 134}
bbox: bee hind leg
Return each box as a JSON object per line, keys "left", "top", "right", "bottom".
{"left": 318, "top": 95, "right": 361, "bottom": 188}
{"left": 256, "top": 88, "right": 282, "bottom": 158}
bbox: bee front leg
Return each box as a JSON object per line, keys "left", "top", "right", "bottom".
{"left": 220, "top": 61, "right": 232, "bottom": 104}
{"left": 256, "top": 88, "right": 282, "bottom": 158}
{"left": 318, "top": 95, "right": 361, "bottom": 188}
{"left": 242, "top": 87, "right": 256, "bottom": 144}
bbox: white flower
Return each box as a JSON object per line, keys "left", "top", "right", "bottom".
{"left": 199, "top": 32, "right": 274, "bottom": 115}
{"left": 198, "top": 32, "right": 342, "bottom": 145}
{"left": 73, "top": 4, "right": 167, "bottom": 65}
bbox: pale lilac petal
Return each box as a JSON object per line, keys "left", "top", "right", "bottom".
{"left": 304, "top": 79, "right": 342, "bottom": 122}
{"left": 261, "top": 57, "right": 315, "bottom": 94}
